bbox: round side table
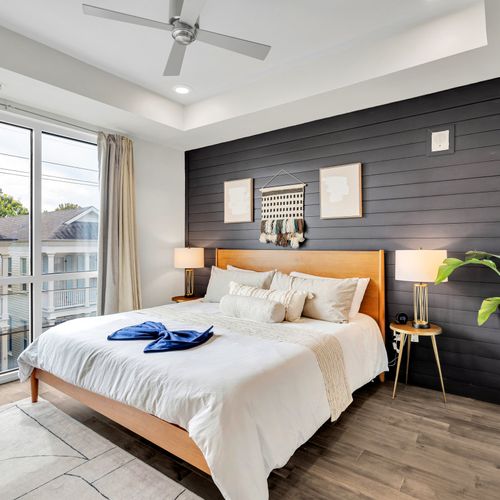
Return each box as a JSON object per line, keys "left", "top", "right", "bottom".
{"left": 390, "top": 321, "right": 446, "bottom": 402}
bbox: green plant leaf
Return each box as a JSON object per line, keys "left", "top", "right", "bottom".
{"left": 434, "top": 257, "right": 500, "bottom": 284}
{"left": 435, "top": 258, "right": 465, "bottom": 284}
{"left": 466, "top": 250, "right": 500, "bottom": 261}
{"left": 478, "top": 297, "right": 500, "bottom": 326}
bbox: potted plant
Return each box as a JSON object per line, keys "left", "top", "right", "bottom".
{"left": 435, "top": 251, "right": 500, "bottom": 326}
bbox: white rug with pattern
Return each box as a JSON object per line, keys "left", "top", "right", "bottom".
{"left": 0, "top": 398, "right": 202, "bottom": 500}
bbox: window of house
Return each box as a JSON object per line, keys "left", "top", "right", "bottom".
{"left": 0, "top": 118, "right": 99, "bottom": 377}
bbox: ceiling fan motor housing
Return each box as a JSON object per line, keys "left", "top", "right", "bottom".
{"left": 172, "top": 20, "right": 197, "bottom": 45}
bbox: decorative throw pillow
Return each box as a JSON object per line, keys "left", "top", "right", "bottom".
{"left": 269, "top": 271, "right": 295, "bottom": 291}
{"left": 226, "top": 265, "right": 275, "bottom": 288}
{"left": 290, "top": 276, "right": 358, "bottom": 323}
{"left": 220, "top": 295, "right": 285, "bottom": 323}
{"left": 291, "top": 272, "right": 370, "bottom": 318}
{"left": 228, "top": 281, "right": 308, "bottom": 322}
{"left": 204, "top": 267, "right": 275, "bottom": 302}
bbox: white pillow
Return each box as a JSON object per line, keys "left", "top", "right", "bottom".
{"left": 204, "top": 266, "right": 275, "bottom": 302}
{"left": 289, "top": 275, "right": 358, "bottom": 323}
{"left": 220, "top": 295, "right": 285, "bottom": 323}
{"left": 269, "top": 271, "right": 295, "bottom": 291}
{"left": 290, "top": 272, "right": 370, "bottom": 318}
{"left": 228, "top": 281, "right": 308, "bottom": 322}
{"left": 226, "top": 265, "right": 275, "bottom": 288}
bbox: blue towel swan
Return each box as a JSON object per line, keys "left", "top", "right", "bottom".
{"left": 144, "top": 326, "right": 214, "bottom": 353}
{"left": 108, "top": 321, "right": 214, "bottom": 353}
{"left": 107, "top": 321, "right": 167, "bottom": 341}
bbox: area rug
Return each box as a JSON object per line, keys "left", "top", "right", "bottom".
{"left": 0, "top": 398, "right": 202, "bottom": 500}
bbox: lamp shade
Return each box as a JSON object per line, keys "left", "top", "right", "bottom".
{"left": 395, "top": 249, "right": 447, "bottom": 283}
{"left": 174, "top": 247, "right": 204, "bottom": 269}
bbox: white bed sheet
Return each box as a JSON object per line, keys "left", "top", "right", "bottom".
{"left": 18, "top": 301, "right": 387, "bottom": 500}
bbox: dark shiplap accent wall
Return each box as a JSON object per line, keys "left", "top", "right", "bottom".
{"left": 185, "top": 78, "right": 500, "bottom": 404}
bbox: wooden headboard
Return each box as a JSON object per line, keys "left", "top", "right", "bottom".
{"left": 216, "top": 249, "right": 385, "bottom": 340}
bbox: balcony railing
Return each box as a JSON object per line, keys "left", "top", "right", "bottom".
{"left": 54, "top": 289, "right": 86, "bottom": 309}
{"left": 42, "top": 287, "right": 97, "bottom": 311}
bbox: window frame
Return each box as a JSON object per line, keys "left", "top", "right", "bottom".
{"left": 0, "top": 110, "right": 97, "bottom": 382}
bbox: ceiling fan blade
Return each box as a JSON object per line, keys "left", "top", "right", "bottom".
{"left": 179, "top": 0, "right": 206, "bottom": 26}
{"left": 82, "top": 4, "right": 173, "bottom": 31}
{"left": 163, "top": 43, "right": 187, "bottom": 76}
{"left": 169, "top": 0, "right": 184, "bottom": 20}
{"left": 197, "top": 29, "right": 271, "bottom": 60}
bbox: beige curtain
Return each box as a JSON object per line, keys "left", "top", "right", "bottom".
{"left": 97, "top": 132, "right": 142, "bottom": 315}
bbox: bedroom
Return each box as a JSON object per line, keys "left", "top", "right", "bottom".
{"left": 0, "top": 0, "right": 499, "bottom": 499}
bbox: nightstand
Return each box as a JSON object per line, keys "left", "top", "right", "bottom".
{"left": 390, "top": 321, "right": 446, "bottom": 402}
{"left": 171, "top": 295, "right": 202, "bottom": 303}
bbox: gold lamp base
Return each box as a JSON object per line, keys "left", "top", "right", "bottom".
{"left": 413, "top": 282, "right": 430, "bottom": 329}
{"left": 184, "top": 268, "right": 194, "bottom": 297}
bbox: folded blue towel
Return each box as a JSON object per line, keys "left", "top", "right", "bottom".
{"left": 107, "top": 321, "right": 167, "bottom": 341}
{"left": 144, "top": 326, "right": 214, "bottom": 353}
{"left": 107, "top": 321, "right": 214, "bottom": 353}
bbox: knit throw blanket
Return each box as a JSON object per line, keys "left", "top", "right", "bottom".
{"left": 145, "top": 306, "right": 353, "bottom": 422}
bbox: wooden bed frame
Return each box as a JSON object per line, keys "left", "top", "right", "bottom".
{"left": 31, "top": 248, "right": 385, "bottom": 476}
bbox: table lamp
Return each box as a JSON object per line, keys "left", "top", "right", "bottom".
{"left": 395, "top": 249, "right": 447, "bottom": 329}
{"left": 174, "top": 247, "right": 204, "bottom": 297}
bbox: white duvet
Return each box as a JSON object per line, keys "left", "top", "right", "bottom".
{"left": 18, "top": 301, "right": 388, "bottom": 500}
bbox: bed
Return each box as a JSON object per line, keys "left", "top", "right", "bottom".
{"left": 18, "top": 249, "right": 387, "bottom": 500}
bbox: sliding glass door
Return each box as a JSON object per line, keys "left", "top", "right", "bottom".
{"left": 0, "top": 122, "right": 31, "bottom": 376}
{"left": 0, "top": 114, "right": 99, "bottom": 380}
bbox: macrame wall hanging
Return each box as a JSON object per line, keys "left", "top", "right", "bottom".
{"left": 259, "top": 169, "right": 306, "bottom": 249}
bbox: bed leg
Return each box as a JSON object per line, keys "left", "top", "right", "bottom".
{"left": 379, "top": 372, "right": 385, "bottom": 383}
{"left": 31, "top": 372, "right": 39, "bottom": 403}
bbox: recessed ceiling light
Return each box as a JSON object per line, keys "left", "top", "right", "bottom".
{"left": 173, "top": 85, "right": 191, "bottom": 95}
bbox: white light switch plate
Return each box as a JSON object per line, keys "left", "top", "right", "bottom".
{"left": 431, "top": 130, "right": 450, "bottom": 152}
{"left": 411, "top": 334, "right": 419, "bottom": 343}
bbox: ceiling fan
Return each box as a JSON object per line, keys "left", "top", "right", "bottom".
{"left": 82, "top": 0, "right": 271, "bottom": 76}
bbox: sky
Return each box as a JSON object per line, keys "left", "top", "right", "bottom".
{"left": 0, "top": 122, "right": 99, "bottom": 213}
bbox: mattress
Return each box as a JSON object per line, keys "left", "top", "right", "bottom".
{"left": 18, "top": 300, "right": 388, "bottom": 500}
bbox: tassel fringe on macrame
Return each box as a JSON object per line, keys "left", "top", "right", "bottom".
{"left": 260, "top": 219, "right": 305, "bottom": 249}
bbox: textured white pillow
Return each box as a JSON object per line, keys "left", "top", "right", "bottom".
{"left": 220, "top": 295, "right": 285, "bottom": 323}
{"left": 291, "top": 272, "right": 370, "bottom": 317}
{"left": 226, "top": 265, "right": 275, "bottom": 288}
{"left": 269, "top": 271, "right": 295, "bottom": 291}
{"left": 228, "top": 281, "right": 308, "bottom": 322}
{"left": 289, "top": 275, "right": 358, "bottom": 323}
{"left": 204, "top": 267, "right": 275, "bottom": 302}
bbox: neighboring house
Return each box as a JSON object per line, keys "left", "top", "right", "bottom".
{"left": 0, "top": 207, "right": 98, "bottom": 372}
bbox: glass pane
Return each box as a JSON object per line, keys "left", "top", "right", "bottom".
{"left": 41, "top": 133, "right": 99, "bottom": 275}
{"left": 0, "top": 122, "right": 31, "bottom": 277}
{"left": 0, "top": 285, "right": 30, "bottom": 374}
{"left": 42, "top": 277, "right": 97, "bottom": 332}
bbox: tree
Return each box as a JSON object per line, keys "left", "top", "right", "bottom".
{"left": 55, "top": 203, "right": 81, "bottom": 211}
{"left": 0, "top": 189, "right": 29, "bottom": 217}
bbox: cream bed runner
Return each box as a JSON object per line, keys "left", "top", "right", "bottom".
{"left": 146, "top": 306, "right": 353, "bottom": 421}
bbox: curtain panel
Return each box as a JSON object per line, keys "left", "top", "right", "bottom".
{"left": 97, "top": 132, "right": 142, "bottom": 314}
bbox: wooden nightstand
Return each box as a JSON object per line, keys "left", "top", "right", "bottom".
{"left": 171, "top": 295, "right": 202, "bottom": 303}
{"left": 390, "top": 321, "right": 446, "bottom": 402}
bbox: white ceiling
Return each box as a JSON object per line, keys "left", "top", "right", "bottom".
{"left": 0, "top": 0, "right": 498, "bottom": 150}
{"left": 0, "top": 0, "right": 479, "bottom": 104}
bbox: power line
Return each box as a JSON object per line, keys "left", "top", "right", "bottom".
{"left": 0, "top": 168, "right": 99, "bottom": 187}
{"left": 0, "top": 150, "right": 98, "bottom": 173}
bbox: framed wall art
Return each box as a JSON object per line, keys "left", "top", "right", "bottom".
{"left": 320, "top": 163, "right": 362, "bottom": 219}
{"left": 224, "top": 178, "right": 253, "bottom": 223}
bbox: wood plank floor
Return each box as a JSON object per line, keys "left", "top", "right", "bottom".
{"left": 1, "top": 380, "right": 499, "bottom": 499}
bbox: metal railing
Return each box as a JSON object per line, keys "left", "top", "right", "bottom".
{"left": 54, "top": 289, "right": 86, "bottom": 309}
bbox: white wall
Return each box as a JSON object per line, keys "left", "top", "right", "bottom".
{"left": 134, "top": 139, "right": 185, "bottom": 307}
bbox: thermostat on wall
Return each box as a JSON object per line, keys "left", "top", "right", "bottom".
{"left": 431, "top": 130, "right": 450, "bottom": 152}
{"left": 426, "top": 124, "right": 455, "bottom": 156}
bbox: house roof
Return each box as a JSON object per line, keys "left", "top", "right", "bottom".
{"left": 0, "top": 207, "right": 98, "bottom": 241}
